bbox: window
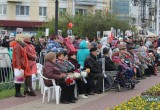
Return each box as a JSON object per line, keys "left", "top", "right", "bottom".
{"left": 59, "top": 8, "right": 66, "bottom": 13}
{"left": 59, "top": 8, "right": 66, "bottom": 15}
{"left": 0, "top": 4, "right": 7, "bottom": 15}
{"left": 75, "top": 9, "right": 87, "bottom": 15}
{"left": 16, "top": 5, "right": 29, "bottom": 15}
{"left": 39, "top": 7, "right": 47, "bottom": 16}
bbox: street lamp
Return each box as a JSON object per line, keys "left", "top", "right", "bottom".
{"left": 131, "top": 0, "right": 151, "bottom": 35}
{"left": 131, "top": 0, "right": 151, "bottom": 25}
{"left": 55, "top": 0, "right": 59, "bottom": 35}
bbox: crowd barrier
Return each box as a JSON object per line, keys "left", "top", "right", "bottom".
{"left": 0, "top": 52, "right": 14, "bottom": 85}
{"left": 38, "top": 50, "right": 47, "bottom": 64}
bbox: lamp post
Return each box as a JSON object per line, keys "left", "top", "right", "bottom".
{"left": 131, "top": 0, "right": 151, "bottom": 34}
{"left": 55, "top": 0, "right": 59, "bottom": 35}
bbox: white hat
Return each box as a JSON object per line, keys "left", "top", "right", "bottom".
{"left": 100, "top": 37, "right": 108, "bottom": 45}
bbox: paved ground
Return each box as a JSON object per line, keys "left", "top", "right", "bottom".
{"left": 1, "top": 74, "right": 160, "bottom": 110}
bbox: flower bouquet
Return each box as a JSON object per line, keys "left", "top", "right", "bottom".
{"left": 81, "top": 71, "right": 88, "bottom": 78}
{"left": 65, "top": 76, "right": 75, "bottom": 85}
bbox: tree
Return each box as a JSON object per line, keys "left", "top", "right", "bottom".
{"left": 37, "top": 13, "right": 136, "bottom": 38}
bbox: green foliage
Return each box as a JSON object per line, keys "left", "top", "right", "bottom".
{"left": 0, "top": 88, "right": 15, "bottom": 99}
{"left": 37, "top": 13, "right": 136, "bottom": 38}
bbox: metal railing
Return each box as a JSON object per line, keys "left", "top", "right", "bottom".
{"left": 38, "top": 50, "right": 47, "bottom": 65}
{"left": 0, "top": 52, "right": 14, "bottom": 89}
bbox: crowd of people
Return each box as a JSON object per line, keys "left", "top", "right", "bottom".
{"left": 0, "top": 33, "right": 160, "bottom": 104}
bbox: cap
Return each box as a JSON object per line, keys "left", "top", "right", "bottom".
{"left": 90, "top": 47, "right": 97, "bottom": 53}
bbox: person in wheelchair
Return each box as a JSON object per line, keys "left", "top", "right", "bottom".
{"left": 102, "top": 48, "right": 126, "bottom": 87}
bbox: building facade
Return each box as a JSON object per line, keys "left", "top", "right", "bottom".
{"left": 111, "top": 0, "right": 130, "bottom": 20}
{"left": 0, "top": 0, "right": 110, "bottom": 34}
{"left": 129, "top": 0, "right": 158, "bottom": 34}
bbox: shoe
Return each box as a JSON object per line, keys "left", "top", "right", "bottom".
{"left": 24, "top": 91, "right": 30, "bottom": 95}
{"left": 140, "top": 76, "right": 146, "bottom": 79}
{"left": 69, "top": 100, "right": 76, "bottom": 103}
{"left": 132, "top": 80, "right": 140, "bottom": 85}
{"left": 79, "top": 94, "right": 88, "bottom": 99}
{"left": 94, "top": 90, "right": 102, "bottom": 94}
{"left": 73, "top": 97, "right": 78, "bottom": 101}
{"left": 15, "top": 93, "right": 25, "bottom": 98}
{"left": 84, "top": 93, "right": 88, "bottom": 96}
{"left": 29, "top": 91, "right": 36, "bottom": 96}
{"left": 146, "top": 74, "right": 151, "bottom": 77}
{"left": 87, "top": 92, "right": 95, "bottom": 95}
{"left": 61, "top": 101, "right": 70, "bottom": 104}
{"left": 125, "top": 83, "right": 131, "bottom": 86}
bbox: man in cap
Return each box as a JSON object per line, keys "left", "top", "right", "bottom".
{"left": 84, "top": 47, "right": 103, "bottom": 94}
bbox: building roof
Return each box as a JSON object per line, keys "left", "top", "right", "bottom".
{"left": 0, "top": 20, "right": 45, "bottom": 28}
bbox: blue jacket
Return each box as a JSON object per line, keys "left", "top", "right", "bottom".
{"left": 46, "top": 39, "right": 63, "bottom": 53}
{"left": 77, "top": 40, "right": 90, "bottom": 68}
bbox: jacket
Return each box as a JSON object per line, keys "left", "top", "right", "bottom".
{"left": 46, "top": 39, "right": 63, "bottom": 53}
{"left": 56, "top": 60, "right": 75, "bottom": 73}
{"left": 103, "top": 56, "right": 117, "bottom": 71}
{"left": 77, "top": 40, "right": 90, "bottom": 68}
{"left": 84, "top": 53, "right": 101, "bottom": 74}
{"left": 10, "top": 41, "right": 30, "bottom": 76}
{"left": 65, "top": 37, "right": 77, "bottom": 53}
{"left": 69, "top": 58, "right": 80, "bottom": 69}
{"left": 43, "top": 61, "right": 63, "bottom": 86}
{"left": 24, "top": 41, "right": 37, "bottom": 75}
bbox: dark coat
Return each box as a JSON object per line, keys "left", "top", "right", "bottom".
{"left": 104, "top": 56, "right": 117, "bottom": 71}
{"left": 84, "top": 53, "right": 101, "bottom": 74}
{"left": 69, "top": 58, "right": 80, "bottom": 69}
{"left": 43, "top": 61, "right": 63, "bottom": 86}
{"left": 35, "top": 42, "right": 46, "bottom": 54}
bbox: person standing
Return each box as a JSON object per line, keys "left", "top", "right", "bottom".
{"left": 10, "top": 34, "right": 29, "bottom": 97}
{"left": 23, "top": 34, "right": 37, "bottom": 96}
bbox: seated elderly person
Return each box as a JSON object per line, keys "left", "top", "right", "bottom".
{"left": 68, "top": 51, "right": 88, "bottom": 98}
{"left": 84, "top": 47, "right": 103, "bottom": 94}
{"left": 46, "top": 34, "right": 66, "bottom": 53}
{"left": 56, "top": 52, "right": 75, "bottom": 73}
{"left": 103, "top": 47, "right": 127, "bottom": 87}
{"left": 43, "top": 52, "right": 75, "bottom": 104}
{"left": 56, "top": 52, "right": 77, "bottom": 102}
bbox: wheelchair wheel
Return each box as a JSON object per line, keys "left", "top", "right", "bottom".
{"left": 116, "top": 84, "right": 121, "bottom": 92}
{"left": 131, "top": 84, "right": 135, "bottom": 89}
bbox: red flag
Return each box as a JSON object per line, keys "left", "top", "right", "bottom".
{"left": 109, "top": 33, "right": 114, "bottom": 43}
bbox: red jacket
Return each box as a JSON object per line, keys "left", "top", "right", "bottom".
{"left": 10, "top": 41, "right": 30, "bottom": 76}
{"left": 24, "top": 41, "right": 37, "bottom": 75}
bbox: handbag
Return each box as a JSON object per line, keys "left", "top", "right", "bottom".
{"left": 14, "top": 68, "right": 25, "bottom": 84}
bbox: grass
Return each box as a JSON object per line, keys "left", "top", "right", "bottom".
{"left": 0, "top": 82, "right": 24, "bottom": 99}
{"left": 0, "top": 87, "right": 25, "bottom": 99}
{"left": 0, "top": 88, "right": 15, "bottom": 99}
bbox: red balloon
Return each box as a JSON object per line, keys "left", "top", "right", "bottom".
{"left": 68, "top": 22, "right": 73, "bottom": 28}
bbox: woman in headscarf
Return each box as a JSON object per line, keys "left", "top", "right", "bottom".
{"left": 23, "top": 34, "right": 37, "bottom": 96}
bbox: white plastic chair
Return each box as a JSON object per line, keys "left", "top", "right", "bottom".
{"left": 36, "top": 63, "right": 44, "bottom": 94}
{"left": 32, "top": 74, "right": 39, "bottom": 90}
{"left": 36, "top": 63, "right": 61, "bottom": 104}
